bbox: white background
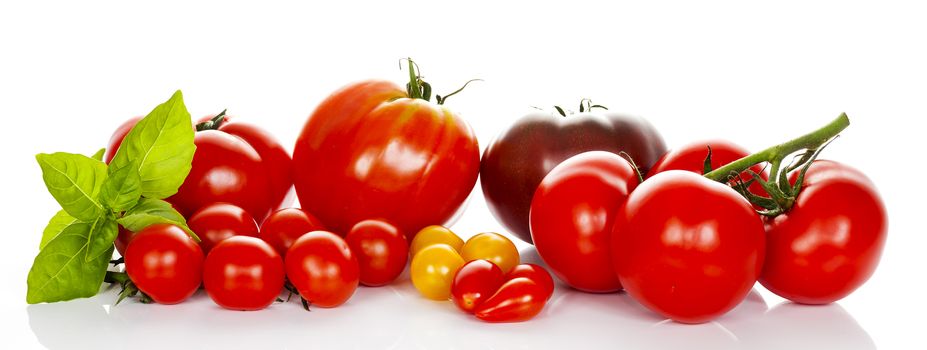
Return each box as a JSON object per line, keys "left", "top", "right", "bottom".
{"left": 1, "top": 1, "right": 925, "bottom": 349}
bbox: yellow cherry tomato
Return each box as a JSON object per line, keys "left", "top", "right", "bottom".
{"left": 460, "top": 232, "right": 520, "bottom": 273}
{"left": 411, "top": 244, "right": 465, "bottom": 300}
{"left": 410, "top": 225, "right": 464, "bottom": 257}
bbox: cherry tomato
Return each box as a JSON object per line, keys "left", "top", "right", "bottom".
{"left": 647, "top": 139, "right": 769, "bottom": 201}
{"left": 293, "top": 80, "right": 481, "bottom": 237}
{"left": 114, "top": 226, "right": 133, "bottom": 256}
{"left": 474, "top": 277, "right": 552, "bottom": 323}
{"left": 410, "top": 225, "right": 463, "bottom": 257}
{"left": 529, "top": 151, "right": 638, "bottom": 292}
{"left": 345, "top": 220, "right": 409, "bottom": 287}
{"left": 411, "top": 244, "right": 465, "bottom": 300}
{"left": 611, "top": 171, "right": 765, "bottom": 324}
{"left": 203, "top": 236, "right": 285, "bottom": 311}
{"left": 451, "top": 260, "right": 506, "bottom": 313}
{"left": 259, "top": 208, "right": 326, "bottom": 257}
{"left": 460, "top": 232, "right": 520, "bottom": 274}
{"left": 760, "top": 160, "right": 887, "bottom": 304}
{"left": 188, "top": 203, "right": 259, "bottom": 254}
{"left": 506, "top": 263, "right": 555, "bottom": 301}
{"left": 124, "top": 224, "right": 204, "bottom": 304}
{"left": 285, "top": 231, "right": 359, "bottom": 308}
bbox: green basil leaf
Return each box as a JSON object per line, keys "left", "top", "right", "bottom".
{"left": 99, "top": 160, "right": 142, "bottom": 211}
{"left": 109, "top": 90, "right": 196, "bottom": 199}
{"left": 86, "top": 216, "right": 118, "bottom": 262}
{"left": 26, "top": 222, "right": 113, "bottom": 304}
{"left": 90, "top": 148, "right": 106, "bottom": 161}
{"left": 36, "top": 153, "right": 108, "bottom": 221}
{"left": 117, "top": 198, "right": 198, "bottom": 241}
{"left": 39, "top": 210, "right": 79, "bottom": 250}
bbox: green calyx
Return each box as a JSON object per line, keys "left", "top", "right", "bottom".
{"left": 401, "top": 57, "right": 481, "bottom": 105}
{"left": 551, "top": 98, "right": 608, "bottom": 117}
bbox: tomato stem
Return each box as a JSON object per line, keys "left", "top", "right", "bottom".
{"left": 195, "top": 109, "right": 228, "bottom": 131}
{"left": 405, "top": 58, "right": 422, "bottom": 99}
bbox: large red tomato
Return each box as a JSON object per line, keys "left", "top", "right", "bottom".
{"left": 648, "top": 139, "right": 768, "bottom": 200}
{"left": 292, "top": 80, "right": 480, "bottom": 238}
{"left": 760, "top": 160, "right": 887, "bottom": 304}
{"left": 611, "top": 171, "right": 765, "bottom": 324}
{"left": 529, "top": 151, "right": 638, "bottom": 293}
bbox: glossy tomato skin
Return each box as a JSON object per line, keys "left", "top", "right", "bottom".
{"left": 124, "top": 224, "right": 204, "bottom": 304}
{"left": 647, "top": 139, "right": 768, "bottom": 200}
{"left": 451, "top": 259, "right": 506, "bottom": 313}
{"left": 345, "top": 220, "right": 409, "bottom": 287}
{"left": 410, "top": 225, "right": 464, "bottom": 257}
{"left": 459, "top": 232, "right": 520, "bottom": 274}
{"left": 760, "top": 160, "right": 887, "bottom": 304}
{"left": 188, "top": 203, "right": 260, "bottom": 254}
{"left": 203, "top": 236, "right": 285, "bottom": 311}
{"left": 292, "top": 81, "right": 480, "bottom": 238}
{"left": 612, "top": 171, "right": 765, "bottom": 324}
{"left": 168, "top": 131, "right": 274, "bottom": 222}
{"left": 411, "top": 244, "right": 465, "bottom": 300}
{"left": 473, "top": 277, "right": 552, "bottom": 323}
{"left": 506, "top": 264, "right": 555, "bottom": 300}
{"left": 530, "top": 151, "right": 639, "bottom": 293}
{"left": 285, "top": 231, "right": 360, "bottom": 308}
{"left": 481, "top": 111, "right": 666, "bottom": 244}
{"left": 217, "top": 121, "right": 294, "bottom": 211}
{"left": 103, "top": 116, "right": 142, "bottom": 164}
{"left": 259, "top": 208, "right": 326, "bottom": 257}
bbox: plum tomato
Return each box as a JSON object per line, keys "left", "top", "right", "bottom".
{"left": 473, "top": 277, "right": 552, "bottom": 323}
{"left": 124, "top": 224, "right": 204, "bottom": 304}
{"left": 411, "top": 244, "right": 465, "bottom": 300}
{"left": 203, "top": 236, "right": 285, "bottom": 311}
{"left": 259, "top": 208, "right": 326, "bottom": 257}
{"left": 410, "top": 225, "right": 464, "bottom": 257}
{"left": 285, "top": 231, "right": 360, "bottom": 308}
{"left": 345, "top": 220, "right": 409, "bottom": 287}
{"left": 188, "top": 203, "right": 259, "bottom": 254}
{"left": 451, "top": 259, "right": 506, "bottom": 313}
{"left": 506, "top": 263, "right": 555, "bottom": 301}
{"left": 459, "top": 232, "right": 519, "bottom": 274}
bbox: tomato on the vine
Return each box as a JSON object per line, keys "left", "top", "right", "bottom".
{"left": 647, "top": 139, "right": 768, "bottom": 200}
{"left": 285, "top": 231, "right": 359, "bottom": 308}
{"left": 124, "top": 224, "right": 204, "bottom": 304}
{"left": 345, "top": 219, "right": 408, "bottom": 287}
{"left": 451, "top": 259, "right": 505, "bottom": 313}
{"left": 411, "top": 244, "right": 465, "bottom": 300}
{"left": 203, "top": 236, "right": 285, "bottom": 311}
{"left": 611, "top": 171, "right": 765, "bottom": 324}
{"left": 188, "top": 203, "right": 260, "bottom": 254}
{"left": 459, "top": 232, "right": 519, "bottom": 274}
{"left": 259, "top": 208, "right": 326, "bottom": 257}
{"left": 760, "top": 160, "right": 887, "bottom": 304}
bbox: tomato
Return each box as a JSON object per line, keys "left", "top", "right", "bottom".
{"left": 292, "top": 80, "right": 480, "bottom": 238}
{"left": 459, "top": 232, "right": 519, "bottom": 274}
{"left": 410, "top": 225, "right": 463, "bottom": 257}
{"left": 411, "top": 244, "right": 465, "bottom": 300}
{"left": 611, "top": 171, "right": 765, "bottom": 323}
{"left": 259, "top": 208, "right": 326, "bottom": 257}
{"left": 473, "top": 277, "right": 552, "bottom": 323}
{"left": 124, "top": 224, "right": 204, "bottom": 304}
{"left": 480, "top": 108, "right": 666, "bottom": 243}
{"left": 285, "top": 231, "right": 359, "bottom": 308}
{"left": 203, "top": 236, "right": 285, "bottom": 311}
{"left": 647, "top": 139, "right": 768, "bottom": 200}
{"left": 506, "top": 263, "right": 555, "bottom": 300}
{"left": 450, "top": 260, "right": 505, "bottom": 313}
{"left": 760, "top": 160, "right": 887, "bottom": 304}
{"left": 529, "top": 151, "right": 638, "bottom": 292}
{"left": 345, "top": 220, "right": 409, "bottom": 287}
{"left": 188, "top": 203, "right": 259, "bottom": 254}
{"left": 114, "top": 226, "right": 133, "bottom": 256}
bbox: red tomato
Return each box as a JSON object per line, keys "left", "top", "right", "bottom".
{"left": 474, "top": 277, "right": 552, "bottom": 323}
{"left": 647, "top": 139, "right": 768, "bottom": 200}
{"left": 114, "top": 226, "right": 133, "bottom": 256}
{"left": 506, "top": 263, "right": 555, "bottom": 301}
{"left": 451, "top": 260, "right": 506, "bottom": 313}
{"left": 344, "top": 220, "right": 408, "bottom": 287}
{"left": 124, "top": 224, "right": 204, "bottom": 304}
{"left": 188, "top": 203, "right": 259, "bottom": 254}
{"left": 292, "top": 81, "right": 480, "bottom": 238}
{"left": 611, "top": 171, "right": 765, "bottom": 323}
{"left": 760, "top": 160, "right": 887, "bottom": 304}
{"left": 259, "top": 208, "right": 326, "bottom": 257}
{"left": 203, "top": 236, "right": 285, "bottom": 311}
{"left": 285, "top": 231, "right": 360, "bottom": 308}
{"left": 529, "top": 151, "right": 639, "bottom": 292}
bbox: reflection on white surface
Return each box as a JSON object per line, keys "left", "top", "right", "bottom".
{"left": 26, "top": 248, "right": 874, "bottom": 350}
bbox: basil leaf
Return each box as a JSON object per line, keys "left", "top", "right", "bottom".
{"left": 26, "top": 222, "right": 113, "bottom": 304}
{"left": 90, "top": 148, "right": 106, "bottom": 161}
{"left": 85, "top": 216, "right": 118, "bottom": 262}
{"left": 39, "top": 210, "right": 79, "bottom": 250}
{"left": 109, "top": 90, "right": 196, "bottom": 199}
{"left": 118, "top": 198, "right": 198, "bottom": 241}
{"left": 36, "top": 153, "right": 108, "bottom": 221}
{"left": 99, "top": 161, "right": 142, "bottom": 211}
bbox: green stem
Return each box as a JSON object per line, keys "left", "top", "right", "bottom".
{"left": 104, "top": 270, "right": 130, "bottom": 284}
{"left": 704, "top": 113, "right": 849, "bottom": 182}
{"left": 195, "top": 109, "right": 228, "bottom": 131}
{"left": 406, "top": 58, "right": 421, "bottom": 99}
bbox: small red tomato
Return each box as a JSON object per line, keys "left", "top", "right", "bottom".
{"left": 506, "top": 264, "right": 555, "bottom": 301}
{"left": 344, "top": 220, "right": 408, "bottom": 287}
{"left": 124, "top": 224, "right": 204, "bottom": 304}
{"left": 285, "top": 231, "right": 360, "bottom": 308}
{"left": 474, "top": 277, "right": 552, "bottom": 323}
{"left": 259, "top": 208, "right": 326, "bottom": 257}
{"left": 451, "top": 260, "right": 506, "bottom": 313}
{"left": 203, "top": 236, "right": 285, "bottom": 311}
{"left": 114, "top": 226, "right": 133, "bottom": 256}
{"left": 188, "top": 203, "right": 260, "bottom": 254}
